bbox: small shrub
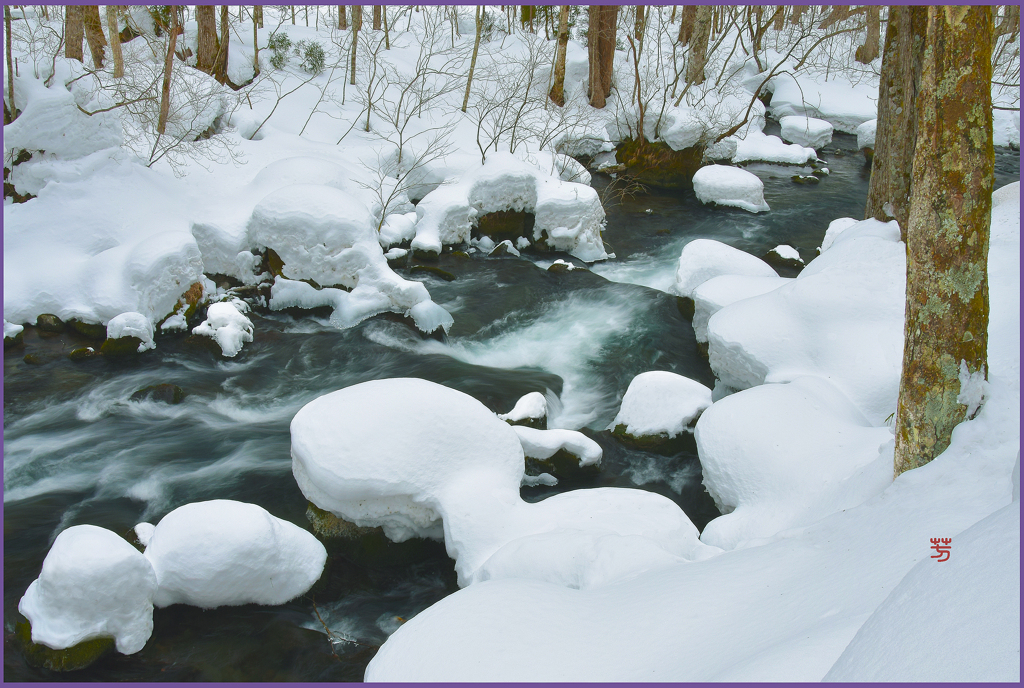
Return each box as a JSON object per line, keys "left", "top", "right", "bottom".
{"left": 294, "top": 39, "right": 326, "bottom": 75}
{"left": 267, "top": 31, "right": 292, "bottom": 69}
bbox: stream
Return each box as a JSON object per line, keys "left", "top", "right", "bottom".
{"left": 3, "top": 132, "right": 1018, "bottom": 681}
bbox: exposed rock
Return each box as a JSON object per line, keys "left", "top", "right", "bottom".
{"left": 5, "top": 330, "right": 25, "bottom": 348}
{"left": 68, "top": 347, "right": 100, "bottom": 361}
{"left": 35, "top": 314, "right": 65, "bottom": 334}
{"left": 99, "top": 336, "right": 144, "bottom": 357}
{"left": 791, "top": 174, "right": 820, "bottom": 184}
{"left": 616, "top": 138, "right": 703, "bottom": 189}
{"left": 15, "top": 618, "right": 115, "bottom": 672}
{"left": 67, "top": 320, "right": 106, "bottom": 340}
{"left": 473, "top": 209, "right": 536, "bottom": 244}
{"left": 130, "top": 384, "right": 186, "bottom": 404}
{"left": 410, "top": 265, "right": 457, "bottom": 282}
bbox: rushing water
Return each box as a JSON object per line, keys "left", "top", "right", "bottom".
{"left": 3, "top": 133, "right": 1018, "bottom": 681}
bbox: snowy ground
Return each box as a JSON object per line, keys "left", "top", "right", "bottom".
{"left": 4, "top": 6, "right": 1019, "bottom": 681}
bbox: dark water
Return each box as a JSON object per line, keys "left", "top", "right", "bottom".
{"left": 3, "top": 134, "right": 1018, "bottom": 681}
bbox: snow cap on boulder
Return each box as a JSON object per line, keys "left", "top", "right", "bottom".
{"left": 779, "top": 115, "right": 834, "bottom": 150}
{"left": 674, "top": 238, "right": 778, "bottom": 298}
{"left": 692, "top": 165, "right": 770, "bottom": 214}
{"left": 143, "top": 500, "right": 327, "bottom": 609}
{"left": 18, "top": 525, "right": 158, "bottom": 655}
{"left": 192, "top": 301, "right": 253, "bottom": 357}
{"left": 612, "top": 371, "right": 713, "bottom": 439}
{"left": 106, "top": 312, "right": 156, "bottom": 352}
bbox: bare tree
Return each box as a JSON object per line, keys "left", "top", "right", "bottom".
{"left": 548, "top": 5, "right": 570, "bottom": 106}
{"left": 82, "top": 5, "right": 107, "bottom": 69}
{"left": 157, "top": 9, "right": 179, "bottom": 135}
{"left": 462, "top": 5, "right": 482, "bottom": 113}
{"left": 196, "top": 5, "right": 218, "bottom": 75}
{"left": 587, "top": 5, "right": 617, "bottom": 108}
{"left": 685, "top": 5, "right": 712, "bottom": 86}
{"left": 855, "top": 6, "right": 881, "bottom": 64}
{"left": 65, "top": 5, "right": 84, "bottom": 62}
{"left": 216, "top": 5, "right": 230, "bottom": 83}
{"left": 338, "top": 5, "right": 347, "bottom": 30}
{"left": 350, "top": 5, "right": 361, "bottom": 86}
{"left": 373, "top": 5, "right": 381, "bottom": 31}
{"left": 106, "top": 5, "right": 124, "bottom": 78}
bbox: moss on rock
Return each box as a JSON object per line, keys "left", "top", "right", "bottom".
{"left": 67, "top": 320, "right": 107, "bottom": 340}
{"left": 100, "top": 336, "right": 144, "bottom": 357}
{"left": 15, "top": 618, "right": 115, "bottom": 672}
{"left": 35, "top": 314, "right": 65, "bottom": 334}
{"left": 616, "top": 138, "right": 704, "bottom": 189}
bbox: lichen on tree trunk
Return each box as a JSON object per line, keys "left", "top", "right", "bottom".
{"left": 893, "top": 6, "right": 994, "bottom": 477}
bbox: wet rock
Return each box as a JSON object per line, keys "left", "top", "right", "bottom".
{"left": 791, "top": 174, "right": 820, "bottom": 185}
{"left": 15, "top": 617, "right": 115, "bottom": 672}
{"left": 5, "top": 329, "right": 24, "bottom": 348}
{"left": 306, "top": 502, "right": 438, "bottom": 568}
{"left": 130, "top": 384, "right": 186, "bottom": 404}
{"left": 410, "top": 265, "right": 457, "bottom": 282}
{"left": 23, "top": 353, "right": 55, "bottom": 365}
{"left": 182, "top": 334, "right": 224, "bottom": 356}
{"left": 611, "top": 423, "right": 700, "bottom": 456}
{"left": 67, "top": 320, "right": 106, "bottom": 340}
{"left": 616, "top": 138, "right": 703, "bottom": 189}
{"left": 473, "top": 210, "right": 535, "bottom": 244}
{"left": 676, "top": 296, "right": 695, "bottom": 320}
{"left": 412, "top": 248, "right": 440, "bottom": 262}
{"left": 68, "top": 347, "right": 101, "bottom": 361}
{"left": 488, "top": 240, "right": 520, "bottom": 258}
{"left": 35, "top": 314, "right": 65, "bottom": 334}
{"left": 100, "top": 336, "right": 144, "bottom": 357}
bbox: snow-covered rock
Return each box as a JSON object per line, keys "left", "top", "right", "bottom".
{"left": 497, "top": 391, "right": 548, "bottom": 425}
{"left": 692, "top": 165, "right": 770, "bottom": 213}
{"left": 673, "top": 238, "right": 779, "bottom": 298}
{"left": 106, "top": 312, "right": 156, "bottom": 353}
{"left": 696, "top": 376, "right": 893, "bottom": 549}
{"left": 5, "top": 319, "right": 25, "bottom": 339}
{"left": 769, "top": 72, "right": 878, "bottom": 134}
{"left": 707, "top": 218, "right": 905, "bottom": 424}
{"left": 855, "top": 119, "right": 876, "bottom": 151}
{"left": 779, "top": 116, "right": 833, "bottom": 150}
{"left": 512, "top": 426, "right": 602, "bottom": 467}
{"left": 819, "top": 217, "right": 859, "bottom": 253}
{"left": 731, "top": 129, "right": 818, "bottom": 165}
{"left": 691, "top": 274, "right": 792, "bottom": 344}
{"left": 411, "top": 153, "right": 607, "bottom": 262}
{"left": 612, "top": 371, "right": 713, "bottom": 439}
{"left": 768, "top": 245, "right": 803, "bottom": 264}
{"left": 18, "top": 525, "right": 158, "bottom": 655}
{"left": 291, "top": 378, "right": 711, "bottom": 588}
{"left": 191, "top": 301, "right": 253, "bottom": 357}
{"left": 143, "top": 500, "right": 327, "bottom": 609}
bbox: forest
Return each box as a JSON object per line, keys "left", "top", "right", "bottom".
{"left": 3, "top": 4, "right": 1020, "bottom": 682}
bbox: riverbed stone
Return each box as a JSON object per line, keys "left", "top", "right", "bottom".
{"left": 68, "top": 347, "right": 101, "bottom": 361}
{"left": 15, "top": 618, "right": 115, "bottom": 672}
{"left": 130, "top": 384, "right": 186, "bottom": 404}
{"left": 67, "top": 320, "right": 107, "bottom": 340}
{"left": 100, "top": 336, "right": 144, "bottom": 357}
{"left": 616, "top": 138, "right": 703, "bottom": 189}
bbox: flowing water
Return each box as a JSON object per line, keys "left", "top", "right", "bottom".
{"left": 3, "top": 133, "right": 1018, "bottom": 681}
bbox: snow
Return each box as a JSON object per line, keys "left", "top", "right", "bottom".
{"left": 291, "top": 378, "right": 711, "bottom": 587}
{"left": 106, "top": 312, "right": 156, "bottom": 353}
{"left": 142, "top": 500, "right": 327, "bottom": 609}
{"left": 779, "top": 115, "right": 833, "bottom": 150}
{"left": 611, "top": 371, "right": 713, "bottom": 439}
{"left": 856, "top": 119, "right": 876, "bottom": 150}
{"left": 673, "top": 238, "right": 779, "bottom": 298}
{"left": 692, "top": 165, "right": 770, "bottom": 213}
{"left": 731, "top": 129, "right": 818, "bottom": 165}
{"left": 769, "top": 244, "right": 803, "bottom": 263}
{"left": 956, "top": 360, "right": 987, "bottom": 419}
{"left": 691, "top": 274, "right": 792, "bottom": 344}
{"left": 497, "top": 391, "right": 547, "bottom": 424}
{"left": 707, "top": 218, "right": 905, "bottom": 424}
{"left": 512, "top": 426, "right": 602, "bottom": 467}
{"left": 18, "top": 525, "right": 158, "bottom": 655}
{"left": 365, "top": 184, "right": 1021, "bottom": 684}
{"left": 5, "top": 320, "right": 24, "bottom": 338}
{"left": 823, "top": 502, "right": 1020, "bottom": 682}
{"left": 411, "top": 153, "right": 608, "bottom": 262}
{"left": 696, "top": 376, "right": 893, "bottom": 549}
{"left": 818, "top": 217, "right": 859, "bottom": 252}
{"left": 191, "top": 301, "right": 253, "bottom": 357}
{"left": 769, "top": 71, "right": 878, "bottom": 134}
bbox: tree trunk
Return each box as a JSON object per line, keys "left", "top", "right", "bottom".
{"left": 789, "top": 5, "right": 806, "bottom": 25}
{"left": 196, "top": 5, "right": 218, "bottom": 75}
{"left": 349, "top": 5, "right": 361, "bottom": 86}
{"left": 677, "top": 5, "right": 696, "bottom": 45}
{"left": 996, "top": 5, "right": 1019, "bottom": 38}
{"left": 253, "top": 6, "right": 260, "bottom": 76}
{"left": 5, "top": 6, "right": 14, "bottom": 118}
{"left": 338, "top": 5, "right": 347, "bottom": 30}
{"left": 773, "top": 5, "right": 786, "bottom": 31}
{"left": 818, "top": 5, "right": 852, "bottom": 30}
{"left": 462, "top": 5, "right": 482, "bottom": 113}
{"left": 549, "top": 5, "right": 570, "bottom": 106}
{"left": 255, "top": 5, "right": 263, "bottom": 29}
{"left": 82, "top": 5, "right": 106, "bottom": 69}
{"left": 893, "top": 6, "right": 994, "bottom": 477}
{"left": 634, "top": 5, "right": 645, "bottom": 42}
{"left": 106, "top": 5, "right": 124, "bottom": 77}
{"left": 685, "top": 5, "right": 712, "bottom": 86}
{"left": 864, "top": 6, "right": 927, "bottom": 236}
{"left": 215, "top": 5, "right": 230, "bottom": 83}
{"left": 383, "top": 7, "right": 389, "bottom": 49}
{"left": 587, "top": 5, "right": 617, "bottom": 108}
{"left": 855, "top": 6, "right": 881, "bottom": 63}
{"left": 291, "top": 6, "right": 295, "bottom": 24}
{"left": 157, "top": 10, "right": 179, "bottom": 135}
{"left": 373, "top": 5, "right": 381, "bottom": 30}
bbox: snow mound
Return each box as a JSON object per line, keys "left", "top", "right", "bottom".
{"left": 191, "top": 301, "right": 253, "bottom": 357}
{"left": 411, "top": 152, "right": 607, "bottom": 262}
{"left": 291, "top": 378, "right": 709, "bottom": 587}
{"left": 731, "top": 129, "right": 817, "bottom": 165}
{"left": 692, "top": 274, "right": 792, "bottom": 344}
{"left": 769, "top": 72, "right": 878, "bottom": 134}
{"left": 824, "top": 502, "right": 1020, "bottom": 682}
{"left": 143, "top": 500, "right": 327, "bottom": 609}
{"left": 107, "top": 312, "right": 156, "bottom": 352}
{"left": 692, "top": 165, "right": 770, "bottom": 213}
{"left": 769, "top": 244, "right": 803, "bottom": 263}
{"left": 4, "top": 76, "right": 123, "bottom": 162}
{"left": 512, "top": 426, "right": 602, "bottom": 466}
{"left": 498, "top": 391, "right": 548, "bottom": 424}
{"left": 696, "top": 377, "right": 893, "bottom": 549}
{"left": 5, "top": 319, "right": 25, "bottom": 338}
{"left": 819, "top": 217, "right": 859, "bottom": 253}
{"left": 707, "top": 218, "right": 905, "bottom": 424}
{"left": 612, "top": 371, "right": 713, "bottom": 439}
{"left": 779, "top": 116, "right": 833, "bottom": 150}
{"left": 18, "top": 525, "right": 158, "bottom": 655}
{"left": 674, "top": 238, "right": 778, "bottom": 298}
{"left": 855, "top": 119, "right": 876, "bottom": 150}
